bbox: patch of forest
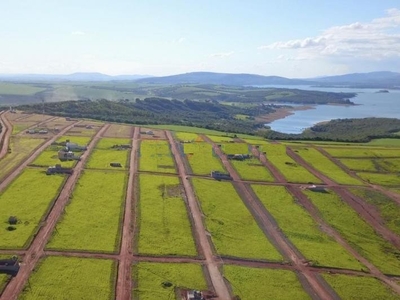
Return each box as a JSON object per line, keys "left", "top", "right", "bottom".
{"left": 265, "top": 118, "right": 400, "bottom": 142}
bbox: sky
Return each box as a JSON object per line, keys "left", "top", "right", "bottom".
{"left": 1, "top": 0, "right": 400, "bottom": 78}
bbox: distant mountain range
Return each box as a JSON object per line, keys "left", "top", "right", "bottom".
{"left": 0, "top": 71, "right": 399, "bottom": 88}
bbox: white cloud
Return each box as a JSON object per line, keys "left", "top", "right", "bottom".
{"left": 258, "top": 8, "right": 400, "bottom": 61}
{"left": 210, "top": 51, "right": 234, "bottom": 58}
{"left": 71, "top": 31, "right": 85, "bottom": 36}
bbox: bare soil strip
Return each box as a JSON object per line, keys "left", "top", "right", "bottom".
{"left": 0, "top": 111, "right": 12, "bottom": 160}
{"left": 0, "top": 124, "right": 110, "bottom": 300}
{"left": 201, "top": 135, "right": 336, "bottom": 300}
{"left": 0, "top": 121, "right": 81, "bottom": 194}
{"left": 115, "top": 127, "right": 138, "bottom": 300}
{"left": 165, "top": 130, "right": 232, "bottom": 300}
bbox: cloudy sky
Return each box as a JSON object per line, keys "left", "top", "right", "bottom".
{"left": 1, "top": 0, "right": 399, "bottom": 77}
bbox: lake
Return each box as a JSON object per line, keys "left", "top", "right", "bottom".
{"left": 265, "top": 86, "right": 400, "bottom": 134}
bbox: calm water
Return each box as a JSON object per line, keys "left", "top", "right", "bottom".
{"left": 265, "top": 86, "right": 400, "bottom": 134}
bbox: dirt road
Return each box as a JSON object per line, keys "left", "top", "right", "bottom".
{"left": 165, "top": 131, "right": 232, "bottom": 300}
{"left": 250, "top": 145, "right": 286, "bottom": 183}
{"left": 115, "top": 127, "right": 138, "bottom": 300}
{"left": 0, "top": 124, "right": 109, "bottom": 300}
{"left": 0, "top": 111, "right": 12, "bottom": 160}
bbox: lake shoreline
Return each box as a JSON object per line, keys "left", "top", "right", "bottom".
{"left": 258, "top": 105, "right": 315, "bottom": 124}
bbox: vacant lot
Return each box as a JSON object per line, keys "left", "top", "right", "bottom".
{"left": 139, "top": 140, "right": 176, "bottom": 174}
{"left": 341, "top": 158, "right": 400, "bottom": 173}
{"left": 224, "top": 265, "right": 310, "bottom": 300}
{"left": 133, "top": 262, "right": 207, "bottom": 299}
{"left": 220, "top": 143, "right": 249, "bottom": 154}
{"left": 86, "top": 149, "right": 129, "bottom": 170}
{"left": 324, "top": 147, "right": 400, "bottom": 158}
{"left": 47, "top": 170, "right": 126, "bottom": 252}
{"left": 19, "top": 256, "right": 115, "bottom": 300}
{"left": 252, "top": 185, "right": 362, "bottom": 269}
{"left": 304, "top": 190, "right": 400, "bottom": 274}
{"left": 103, "top": 124, "right": 132, "bottom": 138}
{"left": 11, "top": 121, "right": 37, "bottom": 134}
{"left": 231, "top": 159, "right": 275, "bottom": 182}
{"left": 138, "top": 174, "right": 196, "bottom": 256}
{"left": 0, "top": 137, "right": 45, "bottom": 181}
{"left": 0, "top": 168, "right": 65, "bottom": 249}
{"left": 175, "top": 132, "right": 202, "bottom": 142}
{"left": 95, "top": 138, "right": 131, "bottom": 150}
{"left": 294, "top": 147, "right": 363, "bottom": 185}
{"left": 183, "top": 142, "right": 225, "bottom": 175}
{"left": 357, "top": 172, "right": 400, "bottom": 186}
{"left": 207, "top": 135, "right": 234, "bottom": 143}
{"left": 56, "top": 135, "right": 91, "bottom": 146}
{"left": 323, "top": 274, "right": 400, "bottom": 300}
{"left": 192, "top": 179, "right": 282, "bottom": 260}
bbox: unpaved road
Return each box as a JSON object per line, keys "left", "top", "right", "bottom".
{"left": 0, "top": 124, "right": 109, "bottom": 300}
{"left": 250, "top": 145, "right": 286, "bottom": 183}
{"left": 165, "top": 131, "right": 232, "bottom": 300}
{"left": 0, "top": 111, "right": 12, "bottom": 160}
{"left": 115, "top": 126, "right": 138, "bottom": 300}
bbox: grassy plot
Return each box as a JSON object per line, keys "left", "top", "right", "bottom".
{"left": 224, "top": 265, "right": 310, "bottom": 300}
{"left": 19, "top": 256, "right": 115, "bottom": 300}
{"left": 323, "top": 274, "right": 400, "bottom": 300}
{"left": 103, "top": 124, "right": 132, "bottom": 138}
{"left": 32, "top": 150, "right": 76, "bottom": 168}
{"left": 350, "top": 188, "right": 400, "bottom": 236}
{"left": 367, "top": 138, "right": 400, "bottom": 147}
{"left": 357, "top": 172, "right": 400, "bottom": 186}
{"left": 304, "top": 190, "right": 400, "bottom": 274}
{"left": 138, "top": 175, "right": 196, "bottom": 256}
{"left": 324, "top": 147, "right": 400, "bottom": 158}
{"left": 220, "top": 143, "right": 249, "bottom": 154}
{"left": 56, "top": 135, "right": 91, "bottom": 146}
{"left": 207, "top": 135, "right": 234, "bottom": 143}
{"left": 0, "top": 137, "right": 45, "bottom": 181}
{"left": 95, "top": 138, "right": 131, "bottom": 149}
{"left": 183, "top": 142, "right": 225, "bottom": 175}
{"left": 47, "top": 170, "right": 126, "bottom": 252}
{"left": 231, "top": 159, "right": 275, "bottom": 182}
{"left": 192, "top": 179, "right": 282, "bottom": 260}
{"left": 0, "top": 169, "right": 65, "bottom": 249}
{"left": 294, "top": 147, "right": 363, "bottom": 185}
{"left": 175, "top": 132, "right": 202, "bottom": 142}
{"left": 0, "top": 82, "right": 45, "bottom": 95}
{"left": 250, "top": 142, "right": 320, "bottom": 183}
{"left": 252, "top": 185, "right": 362, "bottom": 269}
{"left": 340, "top": 159, "right": 377, "bottom": 172}
{"left": 11, "top": 122, "right": 38, "bottom": 134}
{"left": 86, "top": 149, "right": 129, "bottom": 170}
{"left": 139, "top": 140, "right": 176, "bottom": 174}
{"left": 134, "top": 263, "right": 207, "bottom": 300}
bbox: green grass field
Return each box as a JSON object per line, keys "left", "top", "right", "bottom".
{"left": 86, "top": 149, "right": 129, "bottom": 170}
{"left": 0, "top": 168, "right": 65, "bottom": 249}
{"left": 11, "top": 122, "right": 38, "bottom": 134}
{"left": 175, "top": 132, "right": 202, "bottom": 142}
{"left": 304, "top": 190, "right": 400, "bottom": 274}
{"left": 294, "top": 147, "right": 363, "bottom": 185}
{"left": 56, "top": 135, "right": 91, "bottom": 146}
{"left": 95, "top": 138, "right": 131, "bottom": 149}
{"left": 0, "top": 137, "right": 45, "bottom": 181}
{"left": 357, "top": 172, "right": 400, "bottom": 186}
{"left": 0, "top": 82, "right": 45, "bottom": 95}
{"left": 207, "top": 135, "right": 234, "bottom": 143}
{"left": 103, "top": 124, "right": 132, "bottom": 138}
{"left": 223, "top": 265, "right": 310, "bottom": 300}
{"left": 249, "top": 142, "right": 321, "bottom": 183}
{"left": 32, "top": 147, "right": 77, "bottom": 168}
{"left": 139, "top": 140, "right": 176, "bottom": 174}
{"left": 192, "top": 179, "right": 282, "bottom": 260}
{"left": 46, "top": 170, "right": 126, "bottom": 252}
{"left": 133, "top": 263, "right": 207, "bottom": 300}
{"left": 367, "top": 138, "right": 400, "bottom": 147}
{"left": 138, "top": 174, "right": 196, "bottom": 256}
{"left": 323, "top": 274, "right": 400, "bottom": 300}
{"left": 324, "top": 147, "right": 400, "bottom": 158}
{"left": 220, "top": 143, "right": 249, "bottom": 154}
{"left": 231, "top": 159, "right": 275, "bottom": 182}
{"left": 340, "top": 158, "right": 400, "bottom": 173}
{"left": 252, "top": 185, "right": 363, "bottom": 269}
{"left": 183, "top": 142, "right": 225, "bottom": 175}
{"left": 350, "top": 188, "right": 400, "bottom": 236}
{"left": 19, "top": 256, "right": 115, "bottom": 300}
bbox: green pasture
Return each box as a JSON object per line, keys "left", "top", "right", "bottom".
{"left": 323, "top": 274, "right": 400, "bottom": 300}
{"left": 192, "top": 179, "right": 282, "bottom": 260}
{"left": 19, "top": 256, "right": 115, "bottom": 300}
{"left": 138, "top": 174, "right": 196, "bottom": 256}
{"left": 231, "top": 159, "right": 275, "bottom": 182}
{"left": 223, "top": 265, "right": 310, "bottom": 300}
{"left": 139, "top": 140, "right": 176, "bottom": 174}
{"left": 0, "top": 168, "right": 65, "bottom": 249}
{"left": 86, "top": 149, "right": 129, "bottom": 170}
{"left": 294, "top": 147, "right": 363, "bottom": 185}
{"left": 350, "top": 188, "right": 400, "bottom": 236}
{"left": 183, "top": 142, "right": 225, "bottom": 175}
{"left": 357, "top": 172, "right": 400, "bottom": 186}
{"left": 95, "top": 138, "right": 131, "bottom": 150}
{"left": 252, "top": 185, "right": 362, "bottom": 269}
{"left": 0, "top": 82, "right": 45, "bottom": 95}
{"left": 133, "top": 263, "right": 207, "bottom": 300}
{"left": 47, "top": 170, "right": 126, "bottom": 252}
{"left": 304, "top": 190, "right": 400, "bottom": 274}
{"left": 324, "top": 147, "right": 400, "bottom": 158}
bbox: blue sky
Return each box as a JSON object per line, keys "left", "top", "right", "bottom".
{"left": 1, "top": 0, "right": 399, "bottom": 77}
